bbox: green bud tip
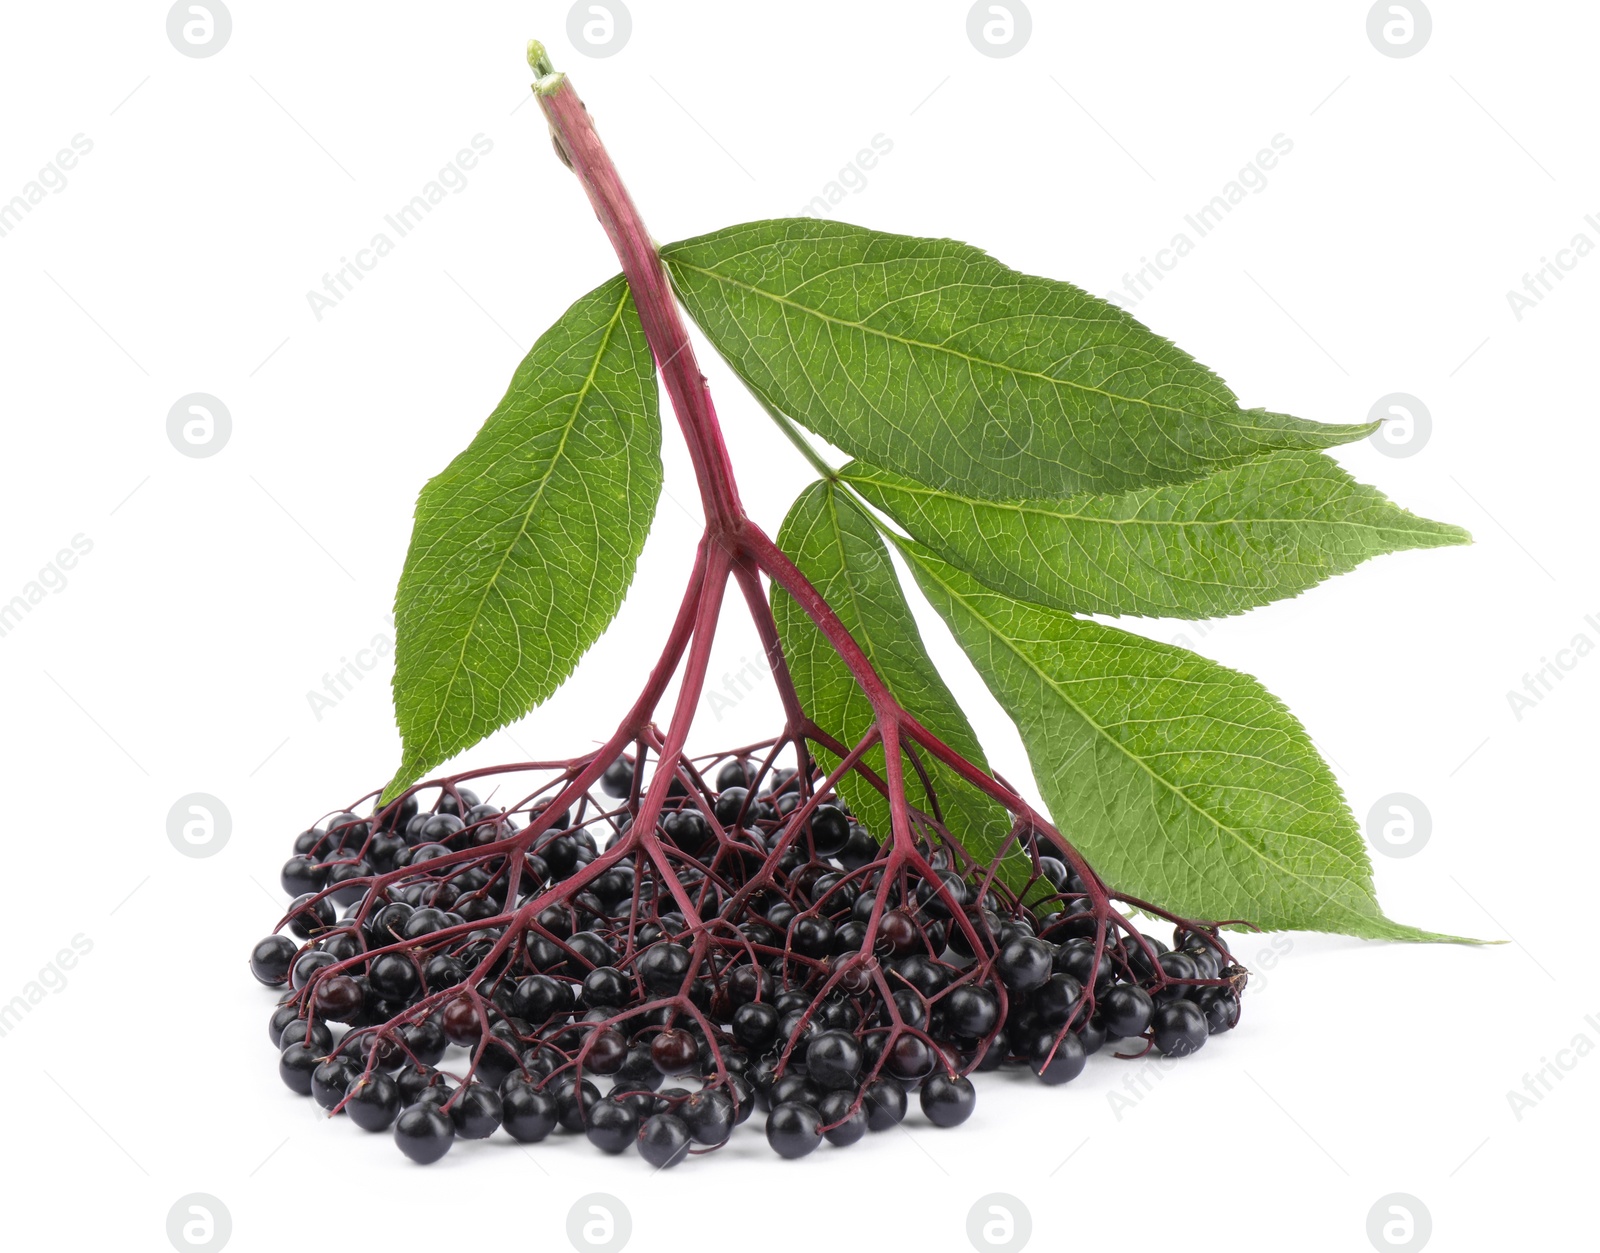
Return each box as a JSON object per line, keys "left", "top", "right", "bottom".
{"left": 527, "top": 40, "right": 555, "bottom": 76}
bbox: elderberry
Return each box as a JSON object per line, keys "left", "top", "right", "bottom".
{"left": 251, "top": 746, "right": 1246, "bottom": 1168}
{"left": 394, "top": 1104, "right": 454, "bottom": 1164}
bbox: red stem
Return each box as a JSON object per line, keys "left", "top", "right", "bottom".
{"left": 536, "top": 75, "right": 744, "bottom": 537}
{"left": 531, "top": 62, "right": 1111, "bottom": 894}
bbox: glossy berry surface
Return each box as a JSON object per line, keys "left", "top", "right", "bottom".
{"left": 996, "top": 936, "right": 1054, "bottom": 992}
{"left": 450, "top": 1084, "right": 503, "bottom": 1139}
{"left": 863, "top": 1079, "right": 907, "bottom": 1131}
{"left": 345, "top": 1073, "right": 400, "bottom": 1132}
{"left": 680, "top": 1089, "right": 735, "bottom": 1146}
{"left": 1098, "top": 983, "right": 1155, "bottom": 1039}
{"left": 920, "top": 1073, "right": 976, "bottom": 1127}
{"left": 805, "top": 1029, "right": 863, "bottom": 1091}
{"left": 765, "top": 1101, "right": 822, "bottom": 1159}
{"left": 1028, "top": 1030, "right": 1087, "bottom": 1086}
{"left": 1152, "top": 1000, "right": 1209, "bottom": 1057}
{"left": 585, "top": 1098, "right": 640, "bottom": 1154}
{"left": 278, "top": 1042, "right": 319, "bottom": 1095}
{"left": 394, "top": 1104, "right": 455, "bottom": 1164}
{"left": 638, "top": 1113, "right": 692, "bottom": 1168}
{"left": 250, "top": 935, "right": 298, "bottom": 986}
{"left": 818, "top": 1090, "right": 867, "bottom": 1145}
{"left": 501, "top": 1081, "right": 560, "bottom": 1143}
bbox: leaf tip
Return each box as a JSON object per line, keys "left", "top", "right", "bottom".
{"left": 1376, "top": 919, "right": 1496, "bottom": 945}
{"left": 379, "top": 760, "right": 423, "bottom": 808}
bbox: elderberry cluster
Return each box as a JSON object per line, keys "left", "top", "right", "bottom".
{"left": 250, "top": 748, "right": 1245, "bottom": 1166}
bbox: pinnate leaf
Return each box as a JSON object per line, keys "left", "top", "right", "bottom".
{"left": 899, "top": 541, "right": 1466, "bottom": 940}
{"left": 664, "top": 219, "right": 1376, "bottom": 500}
{"left": 386, "top": 276, "right": 660, "bottom": 798}
{"left": 845, "top": 451, "right": 1469, "bottom": 619}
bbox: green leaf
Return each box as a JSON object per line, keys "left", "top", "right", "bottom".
{"left": 845, "top": 451, "right": 1470, "bottom": 620}
{"left": 771, "top": 480, "right": 1013, "bottom": 869}
{"left": 899, "top": 541, "right": 1465, "bottom": 940}
{"left": 663, "top": 219, "right": 1375, "bottom": 500}
{"left": 387, "top": 275, "right": 661, "bottom": 797}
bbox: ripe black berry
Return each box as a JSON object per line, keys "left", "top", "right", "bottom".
{"left": 582, "top": 965, "right": 630, "bottom": 1008}
{"left": 279, "top": 1041, "right": 320, "bottom": 1095}
{"left": 278, "top": 1017, "right": 333, "bottom": 1053}
{"left": 680, "top": 1089, "right": 735, "bottom": 1146}
{"left": 600, "top": 757, "right": 635, "bottom": 798}
{"left": 345, "top": 1072, "right": 401, "bottom": 1131}
{"left": 920, "top": 1073, "right": 976, "bottom": 1127}
{"left": 1099, "top": 983, "right": 1154, "bottom": 1038}
{"left": 638, "top": 1113, "right": 692, "bottom": 1167}
{"left": 731, "top": 1001, "right": 779, "bottom": 1051}
{"left": 1152, "top": 1000, "right": 1208, "bottom": 1056}
{"left": 312, "top": 1058, "right": 355, "bottom": 1111}
{"left": 886, "top": 1033, "right": 936, "bottom": 1082}
{"left": 1033, "top": 972, "right": 1084, "bottom": 1028}
{"left": 511, "top": 973, "right": 568, "bottom": 1023}
{"left": 501, "top": 1080, "right": 560, "bottom": 1143}
{"left": 637, "top": 941, "right": 691, "bottom": 993}
{"left": 805, "top": 1029, "right": 863, "bottom": 1091}
{"left": 285, "top": 893, "right": 335, "bottom": 940}
{"left": 1027, "top": 1029, "right": 1086, "bottom": 1085}
{"left": 1201, "top": 989, "right": 1240, "bottom": 1034}
{"left": 268, "top": 1003, "right": 302, "bottom": 1045}
{"left": 1154, "top": 950, "right": 1201, "bottom": 1002}
{"left": 1054, "top": 937, "right": 1112, "bottom": 987}
{"left": 942, "top": 985, "right": 1000, "bottom": 1040}
{"left": 817, "top": 1090, "right": 867, "bottom": 1145}
{"left": 715, "top": 759, "right": 753, "bottom": 791}
{"left": 765, "top": 1101, "right": 822, "bottom": 1159}
{"left": 368, "top": 953, "right": 421, "bottom": 1001}
{"left": 586, "top": 1097, "right": 640, "bottom": 1154}
{"left": 250, "top": 935, "right": 298, "bottom": 986}
{"left": 400, "top": 1019, "right": 448, "bottom": 1066}
{"left": 870, "top": 1075, "right": 908, "bottom": 1132}
{"left": 394, "top": 1103, "right": 454, "bottom": 1164}
{"left": 1184, "top": 943, "right": 1223, "bottom": 980}
{"left": 838, "top": 822, "right": 878, "bottom": 870}
{"left": 280, "top": 856, "right": 327, "bottom": 897}
{"left": 450, "top": 1083, "right": 503, "bottom": 1139}
{"left": 713, "top": 787, "right": 749, "bottom": 824}
{"left": 325, "top": 859, "right": 374, "bottom": 906}
{"left": 996, "top": 936, "right": 1054, "bottom": 992}
{"left": 555, "top": 1076, "right": 602, "bottom": 1132}
{"left": 808, "top": 805, "right": 851, "bottom": 857}
{"left": 566, "top": 930, "right": 618, "bottom": 971}
{"left": 398, "top": 1067, "right": 454, "bottom": 1107}
{"left": 614, "top": 1046, "right": 663, "bottom": 1094}
{"left": 789, "top": 914, "right": 835, "bottom": 958}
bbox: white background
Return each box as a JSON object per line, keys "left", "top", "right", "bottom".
{"left": 0, "top": 3, "right": 1592, "bottom": 1251}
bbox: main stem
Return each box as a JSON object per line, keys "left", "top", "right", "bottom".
{"left": 530, "top": 48, "right": 1098, "bottom": 894}
{"left": 533, "top": 63, "right": 744, "bottom": 538}
{"left": 532, "top": 58, "right": 900, "bottom": 718}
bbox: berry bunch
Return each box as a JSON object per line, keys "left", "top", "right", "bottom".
{"left": 251, "top": 740, "right": 1246, "bottom": 1166}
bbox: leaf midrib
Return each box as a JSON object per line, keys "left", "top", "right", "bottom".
{"left": 901, "top": 543, "right": 1389, "bottom": 930}
{"left": 666, "top": 256, "right": 1245, "bottom": 425}
{"left": 846, "top": 467, "right": 1454, "bottom": 538}
{"left": 421, "top": 285, "right": 631, "bottom": 755}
